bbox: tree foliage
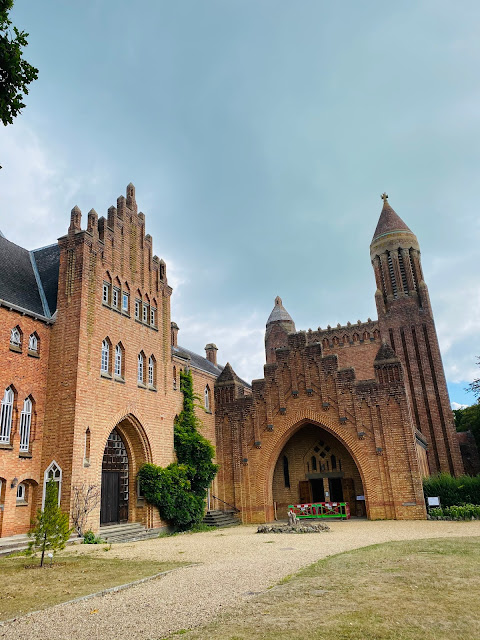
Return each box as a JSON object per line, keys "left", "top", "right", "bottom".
{"left": 27, "top": 479, "right": 73, "bottom": 566}
{"left": 139, "top": 369, "right": 218, "bottom": 530}
{"left": 466, "top": 356, "right": 480, "bottom": 402}
{"left": 454, "top": 403, "right": 480, "bottom": 452}
{"left": 0, "top": 0, "right": 38, "bottom": 126}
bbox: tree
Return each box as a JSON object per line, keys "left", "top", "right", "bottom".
{"left": 454, "top": 403, "right": 480, "bottom": 453}
{"left": 466, "top": 356, "right": 480, "bottom": 401}
{"left": 70, "top": 483, "right": 101, "bottom": 537}
{"left": 139, "top": 369, "right": 218, "bottom": 530}
{"left": 0, "top": 0, "right": 38, "bottom": 127}
{"left": 27, "top": 479, "right": 73, "bottom": 567}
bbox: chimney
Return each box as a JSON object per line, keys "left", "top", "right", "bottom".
{"left": 205, "top": 343, "right": 218, "bottom": 366}
{"left": 171, "top": 322, "right": 179, "bottom": 347}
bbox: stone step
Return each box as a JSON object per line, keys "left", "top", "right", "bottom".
{"left": 99, "top": 523, "right": 161, "bottom": 544}
{"left": 0, "top": 533, "right": 81, "bottom": 557}
{"left": 203, "top": 510, "right": 241, "bottom": 528}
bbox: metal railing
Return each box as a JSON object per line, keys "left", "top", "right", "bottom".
{"left": 210, "top": 494, "right": 240, "bottom": 513}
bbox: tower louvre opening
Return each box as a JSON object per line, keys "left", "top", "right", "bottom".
{"left": 387, "top": 252, "right": 398, "bottom": 298}
{"left": 398, "top": 249, "right": 408, "bottom": 293}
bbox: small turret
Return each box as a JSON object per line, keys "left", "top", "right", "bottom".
{"left": 265, "top": 296, "right": 296, "bottom": 365}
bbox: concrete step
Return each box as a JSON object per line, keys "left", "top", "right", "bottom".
{"left": 0, "top": 533, "right": 81, "bottom": 557}
{"left": 99, "top": 523, "right": 160, "bottom": 544}
{"left": 203, "top": 510, "right": 241, "bottom": 528}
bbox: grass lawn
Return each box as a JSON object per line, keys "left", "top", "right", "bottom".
{"left": 183, "top": 537, "right": 480, "bottom": 640}
{"left": 0, "top": 551, "right": 184, "bottom": 621}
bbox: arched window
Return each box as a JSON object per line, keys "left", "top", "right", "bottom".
{"left": 43, "top": 461, "right": 62, "bottom": 507}
{"left": 115, "top": 344, "right": 122, "bottom": 377}
{"left": 173, "top": 366, "right": 177, "bottom": 390}
{"left": 283, "top": 455, "right": 290, "bottom": 488}
{"left": 0, "top": 387, "right": 14, "bottom": 444}
{"left": 16, "top": 482, "right": 26, "bottom": 502}
{"left": 148, "top": 356, "right": 155, "bottom": 387}
{"left": 28, "top": 333, "right": 38, "bottom": 352}
{"left": 10, "top": 327, "right": 21, "bottom": 347}
{"left": 204, "top": 385, "right": 210, "bottom": 411}
{"left": 19, "top": 397, "right": 32, "bottom": 452}
{"left": 311, "top": 455, "right": 317, "bottom": 471}
{"left": 137, "top": 353, "right": 145, "bottom": 384}
{"left": 84, "top": 428, "right": 91, "bottom": 464}
{"left": 101, "top": 339, "right": 110, "bottom": 373}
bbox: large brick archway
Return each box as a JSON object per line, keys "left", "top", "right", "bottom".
{"left": 263, "top": 411, "right": 372, "bottom": 521}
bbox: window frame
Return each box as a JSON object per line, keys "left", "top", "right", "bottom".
{"left": 101, "top": 339, "right": 110, "bottom": 374}
{"left": 0, "top": 386, "right": 14, "bottom": 444}
{"left": 112, "top": 287, "right": 120, "bottom": 309}
{"left": 114, "top": 344, "right": 123, "bottom": 378}
{"left": 150, "top": 307, "right": 156, "bottom": 327}
{"left": 148, "top": 356, "right": 155, "bottom": 387}
{"left": 16, "top": 482, "right": 26, "bottom": 502}
{"left": 28, "top": 333, "right": 38, "bottom": 352}
{"left": 10, "top": 327, "right": 21, "bottom": 347}
{"left": 142, "top": 303, "right": 149, "bottom": 324}
{"left": 122, "top": 291, "right": 129, "bottom": 313}
{"left": 102, "top": 282, "right": 111, "bottom": 305}
{"left": 135, "top": 299, "right": 141, "bottom": 320}
{"left": 137, "top": 353, "right": 145, "bottom": 385}
{"left": 19, "top": 397, "right": 32, "bottom": 452}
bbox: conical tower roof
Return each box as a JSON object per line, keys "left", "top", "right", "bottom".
{"left": 266, "top": 296, "right": 295, "bottom": 326}
{"left": 372, "top": 194, "right": 413, "bottom": 243}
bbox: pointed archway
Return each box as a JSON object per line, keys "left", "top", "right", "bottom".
{"left": 100, "top": 413, "right": 153, "bottom": 527}
{"left": 272, "top": 422, "right": 366, "bottom": 519}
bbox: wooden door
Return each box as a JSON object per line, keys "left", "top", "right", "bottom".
{"left": 298, "top": 480, "right": 312, "bottom": 504}
{"left": 101, "top": 471, "right": 120, "bottom": 524}
{"left": 341, "top": 477, "right": 356, "bottom": 510}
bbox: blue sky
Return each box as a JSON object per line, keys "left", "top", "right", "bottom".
{"left": 2, "top": 1, "right": 480, "bottom": 407}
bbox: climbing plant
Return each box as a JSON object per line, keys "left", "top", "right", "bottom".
{"left": 138, "top": 369, "right": 218, "bottom": 530}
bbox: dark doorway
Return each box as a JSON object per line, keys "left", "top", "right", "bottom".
{"left": 310, "top": 479, "right": 325, "bottom": 502}
{"left": 329, "top": 477, "right": 344, "bottom": 502}
{"left": 100, "top": 428, "right": 129, "bottom": 525}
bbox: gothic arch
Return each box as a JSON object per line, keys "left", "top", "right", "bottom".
{"left": 262, "top": 410, "right": 372, "bottom": 518}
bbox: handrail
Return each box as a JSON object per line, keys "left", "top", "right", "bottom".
{"left": 211, "top": 494, "right": 240, "bottom": 513}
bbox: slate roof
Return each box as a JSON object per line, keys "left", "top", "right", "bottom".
{"left": 173, "top": 345, "right": 251, "bottom": 388}
{"left": 267, "top": 296, "right": 295, "bottom": 325}
{"left": 0, "top": 235, "right": 60, "bottom": 319}
{"left": 372, "top": 199, "right": 413, "bottom": 243}
{"left": 32, "top": 244, "right": 60, "bottom": 315}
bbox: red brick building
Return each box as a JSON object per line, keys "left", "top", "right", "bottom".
{"left": 0, "top": 188, "right": 465, "bottom": 535}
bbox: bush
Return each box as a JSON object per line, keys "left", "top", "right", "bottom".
{"left": 423, "top": 473, "right": 480, "bottom": 507}
{"left": 82, "top": 530, "right": 105, "bottom": 544}
{"left": 138, "top": 369, "right": 218, "bottom": 531}
{"left": 428, "top": 504, "right": 480, "bottom": 520}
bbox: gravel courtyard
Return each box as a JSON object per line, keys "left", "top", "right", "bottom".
{"left": 2, "top": 520, "right": 480, "bottom": 640}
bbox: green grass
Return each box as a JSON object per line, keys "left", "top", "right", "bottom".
{"left": 182, "top": 537, "right": 480, "bottom": 640}
{"left": 0, "top": 552, "right": 185, "bottom": 621}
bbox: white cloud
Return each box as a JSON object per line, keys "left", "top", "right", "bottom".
{"left": 451, "top": 402, "right": 468, "bottom": 410}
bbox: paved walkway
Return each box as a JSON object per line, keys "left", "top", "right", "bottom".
{"left": 1, "top": 520, "right": 480, "bottom": 640}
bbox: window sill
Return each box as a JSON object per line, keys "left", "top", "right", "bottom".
{"left": 148, "top": 385, "right": 157, "bottom": 392}
{"left": 114, "top": 376, "right": 125, "bottom": 384}
{"left": 27, "top": 350, "right": 40, "bottom": 358}
{"left": 121, "top": 310, "right": 130, "bottom": 318}
{"left": 0, "top": 443, "right": 13, "bottom": 450}
{"left": 111, "top": 307, "right": 122, "bottom": 314}
{"left": 137, "top": 382, "right": 146, "bottom": 389}
{"left": 205, "top": 410, "right": 212, "bottom": 414}
{"left": 83, "top": 459, "right": 90, "bottom": 467}
{"left": 102, "top": 302, "right": 111, "bottom": 309}
{"left": 19, "top": 451, "right": 32, "bottom": 458}
{"left": 9, "top": 344, "right": 22, "bottom": 353}
{"left": 16, "top": 501, "right": 28, "bottom": 507}
{"left": 136, "top": 498, "right": 145, "bottom": 507}
{"left": 100, "top": 371, "right": 112, "bottom": 379}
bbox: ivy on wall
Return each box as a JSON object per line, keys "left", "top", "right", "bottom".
{"left": 138, "top": 369, "right": 218, "bottom": 530}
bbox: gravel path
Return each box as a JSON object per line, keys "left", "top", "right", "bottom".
{"left": 2, "top": 520, "right": 480, "bottom": 640}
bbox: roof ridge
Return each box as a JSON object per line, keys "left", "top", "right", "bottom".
{"left": 29, "top": 251, "right": 51, "bottom": 318}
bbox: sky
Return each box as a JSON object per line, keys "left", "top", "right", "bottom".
{"left": 1, "top": 1, "right": 480, "bottom": 407}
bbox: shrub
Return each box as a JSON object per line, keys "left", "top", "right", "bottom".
{"left": 82, "top": 530, "right": 105, "bottom": 544}
{"left": 428, "top": 504, "right": 480, "bottom": 520}
{"left": 138, "top": 369, "right": 218, "bottom": 531}
{"left": 423, "top": 473, "right": 480, "bottom": 507}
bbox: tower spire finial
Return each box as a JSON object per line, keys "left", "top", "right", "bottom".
{"left": 381, "top": 192, "right": 388, "bottom": 203}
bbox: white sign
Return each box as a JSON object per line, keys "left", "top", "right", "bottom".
{"left": 427, "top": 496, "right": 440, "bottom": 507}
{"left": 356, "top": 495, "right": 365, "bottom": 501}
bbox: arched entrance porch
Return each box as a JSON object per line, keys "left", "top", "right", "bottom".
{"left": 272, "top": 422, "right": 366, "bottom": 519}
{"left": 100, "top": 414, "right": 152, "bottom": 527}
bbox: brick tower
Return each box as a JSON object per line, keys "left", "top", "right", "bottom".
{"left": 370, "top": 194, "right": 463, "bottom": 475}
{"left": 265, "top": 296, "right": 296, "bottom": 364}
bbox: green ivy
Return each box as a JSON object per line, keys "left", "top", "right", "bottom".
{"left": 138, "top": 369, "right": 218, "bottom": 530}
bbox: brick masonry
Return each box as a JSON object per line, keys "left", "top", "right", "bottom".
{"left": 0, "top": 190, "right": 466, "bottom": 534}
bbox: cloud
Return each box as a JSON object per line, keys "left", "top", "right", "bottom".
{"left": 451, "top": 402, "right": 468, "bottom": 410}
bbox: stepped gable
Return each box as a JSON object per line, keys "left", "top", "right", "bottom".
{"left": 372, "top": 195, "right": 413, "bottom": 243}
{"left": 0, "top": 235, "right": 45, "bottom": 316}
{"left": 216, "top": 362, "right": 241, "bottom": 384}
{"left": 374, "top": 341, "right": 399, "bottom": 362}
